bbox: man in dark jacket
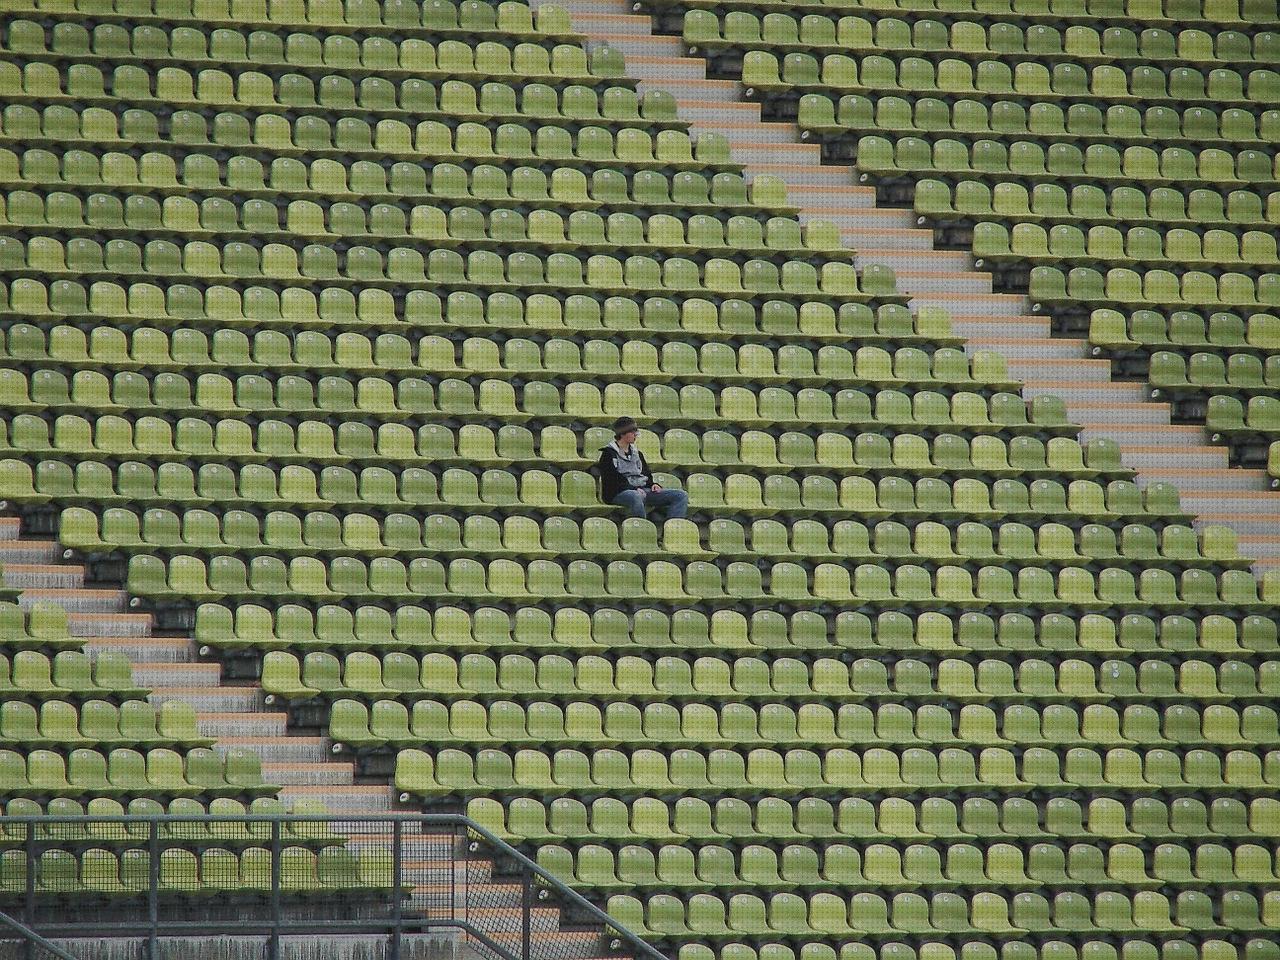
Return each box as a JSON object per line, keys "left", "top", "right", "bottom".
{"left": 597, "top": 417, "right": 689, "bottom": 521}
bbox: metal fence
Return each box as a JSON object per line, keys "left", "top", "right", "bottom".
{"left": 0, "top": 813, "right": 667, "bottom": 960}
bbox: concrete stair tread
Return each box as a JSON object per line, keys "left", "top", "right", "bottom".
{"left": 22, "top": 587, "right": 122, "bottom": 598}
{"left": 909, "top": 291, "right": 1021, "bottom": 303}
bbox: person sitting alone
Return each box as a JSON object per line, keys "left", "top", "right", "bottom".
{"left": 597, "top": 417, "right": 689, "bottom": 522}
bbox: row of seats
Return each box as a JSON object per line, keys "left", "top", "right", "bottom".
{"left": 973, "top": 222, "right": 1280, "bottom": 268}
{"left": 914, "top": 179, "right": 1280, "bottom": 228}
{"left": 1206, "top": 395, "right": 1280, "bottom": 439}
{"left": 0, "top": 746, "right": 274, "bottom": 795}
{"left": 2, "top": 418, "right": 1107, "bottom": 472}
{"left": 2, "top": 195, "right": 854, "bottom": 257}
{"left": 0, "top": 387, "right": 1070, "bottom": 443}
{"left": 127, "top": 553, "right": 1275, "bottom": 607}
{"left": 0, "top": 122, "right": 773, "bottom": 209}
{"left": 202, "top": 603, "right": 1280, "bottom": 655}
{"left": 741, "top": 50, "right": 1280, "bottom": 103}
{"left": 3, "top": 241, "right": 893, "bottom": 298}
{"left": 1029, "top": 265, "right": 1280, "bottom": 309}
{"left": 646, "top": 0, "right": 1278, "bottom": 22}
{"left": 0, "top": 794, "right": 334, "bottom": 844}
{"left": 16, "top": 424, "right": 1106, "bottom": 478}
{"left": 0, "top": 339, "right": 1011, "bottom": 393}
{"left": 6, "top": 114, "right": 723, "bottom": 178}
{"left": 0, "top": 845, "right": 392, "bottom": 894}
{"left": 12, "top": 465, "right": 1188, "bottom": 524}
{"left": 0, "top": 602, "right": 77, "bottom": 650}
{"left": 264, "top": 650, "right": 1280, "bottom": 703}
{"left": 0, "top": 283, "right": 950, "bottom": 342}
{"left": 1089, "top": 309, "right": 1279, "bottom": 351}
{"left": 669, "top": 942, "right": 1277, "bottom": 960}
{"left": 6, "top": 1, "right": 572, "bottom": 44}
{"left": 4, "top": 84, "right": 683, "bottom": 140}
{"left": 0, "top": 698, "right": 207, "bottom": 747}
{"left": 67, "top": 511, "right": 1240, "bottom": 569}
{"left": 541, "top": 839, "right": 1280, "bottom": 890}
{"left": 805, "top": 94, "right": 1280, "bottom": 149}
{"left": 684, "top": 11, "right": 1279, "bottom": 62}
{"left": 1147, "top": 351, "right": 1280, "bottom": 395}
{"left": 11, "top": 459, "right": 1140, "bottom": 518}
{"left": 7, "top": 37, "right": 623, "bottom": 85}
{"left": 0, "top": 650, "right": 142, "bottom": 698}
{"left": 854, "top": 137, "right": 1279, "bottom": 190}
{"left": 329, "top": 697, "right": 1280, "bottom": 749}
{"left": 393, "top": 744, "right": 1280, "bottom": 796}
{"left": 466, "top": 792, "right": 1280, "bottom": 844}
{"left": 607, "top": 888, "right": 1280, "bottom": 937}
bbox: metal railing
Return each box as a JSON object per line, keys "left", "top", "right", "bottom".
{"left": 0, "top": 813, "right": 667, "bottom": 960}
{"left": 0, "top": 909, "right": 80, "bottom": 960}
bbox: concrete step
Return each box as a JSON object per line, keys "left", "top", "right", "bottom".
{"left": 908, "top": 292, "right": 1027, "bottom": 317}
{"left": 622, "top": 54, "right": 706, "bottom": 80}
{"left": 1135, "top": 469, "right": 1265, "bottom": 492}
{"left": 676, "top": 99, "right": 761, "bottom": 123}
{"left": 728, "top": 143, "right": 822, "bottom": 165}
{"left": 83, "top": 635, "right": 193, "bottom": 662}
{"left": 219, "top": 737, "right": 332, "bottom": 764}
{"left": 1120, "top": 446, "right": 1231, "bottom": 471}
{"left": 3, "top": 563, "right": 85, "bottom": 590}
{"left": 567, "top": 10, "right": 650, "bottom": 35}
{"left": 67, "top": 611, "right": 152, "bottom": 637}
{"left": 590, "top": 32, "right": 684, "bottom": 57}
{"left": 1007, "top": 358, "right": 1114, "bottom": 383}
{"left": 1183, "top": 492, "right": 1280, "bottom": 517}
{"left": 1196, "top": 514, "right": 1280, "bottom": 537}
{"left": 1238, "top": 536, "right": 1280, "bottom": 557}
{"left": 280, "top": 785, "right": 395, "bottom": 813}
{"left": 131, "top": 662, "right": 221, "bottom": 687}
{"left": 802, "top": 207, "right": 915, "bottom": 230}
{"left": 843, "top": 227, "right": 935, "bottom": 252}
{"left": 784, "top": 185, "right": 879, "bottom": 211}
{"left": 0, "top": 518, "right": 19, "bottom": 538}
{"left": 1078, "top": 423, "right": 1204, "bottom": 446}
{"left": 744, "top": 163, "right": 853, "bottom": 187}
{"left": 967, "top": 337, "right": 1087, "bottom": 360}
{"left": 892, "top": 267, "right": 991, "bottom": 291}
{"left": 638, "top": 76, "right": 739, "bottom": 102}
{"left": 19, "top": 587, "right": 124, "bottom": 613}
{"left": 952, "top": 317, "right": 1054, "bottom": 341}
{"left": 199, "top": 712, "right": 288, "bottom": 738}
{"left": 693, "top": 119, "right": 802, "bottom": 144}
{"left": 544, "top": 0, "right": 632, "bottom": 14}
{"left": 261, "top": 761, "right": 354, "bottom": 786}
{"left": 148, "top": 686, "right": 264, "bottom": 712}
{"left": 1020, "top": 381, "right": 1151, "bottom": 404}
{"left": 0, "top": 539, "right": 60, "bottom": 563}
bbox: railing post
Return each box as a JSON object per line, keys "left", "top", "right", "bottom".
{"left": 148, "top": 818, "right": 160, "bottom": 960}
{"left": 270, "top": 820, "right": 282, "bottom": 960}
{"left": 22, "top": 820, "right": 34, "bottom": 960}
{"left": 520, "top": 862, "right": 533, "bottom": 960}
{"left": 390, "top": 819, "right": 402, "bottom": 960}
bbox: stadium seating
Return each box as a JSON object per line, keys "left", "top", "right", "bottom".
{"left": 2, "top": 0, "right": 1280, "bottom": 956}
{"left": 673, "top": 0, "right": 1280, "bottom": 478}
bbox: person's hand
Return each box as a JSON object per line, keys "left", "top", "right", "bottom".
{"left": 651, "top": 483, "right": 662, "bottom": 491}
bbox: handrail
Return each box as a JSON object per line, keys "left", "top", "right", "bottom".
{"left": 0, "top": 813, "right": 667, "bottom": 960}
{"left": 0, "top": 908, "right": 81, "bottom": 960}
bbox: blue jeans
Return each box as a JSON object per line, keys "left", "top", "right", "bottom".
{"left": 612, "top": 488, "right": 688, "bottom": 522}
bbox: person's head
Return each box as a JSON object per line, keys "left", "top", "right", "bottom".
{"left": 612, "top": 416, "right": 639, "bottom": 446}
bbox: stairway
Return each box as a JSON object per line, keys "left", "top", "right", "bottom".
{"left": 0, "top": 513, "right": 626, "bottom": 960}
{"left": 0, "top": 515, "right": 387, "bottom": 812}
{"left": 541, "top": 0, "right": 1280, "bottom": 571}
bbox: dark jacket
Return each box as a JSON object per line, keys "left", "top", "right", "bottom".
{"left": 597, "top": 441, "right": 653, "bottom": 502}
